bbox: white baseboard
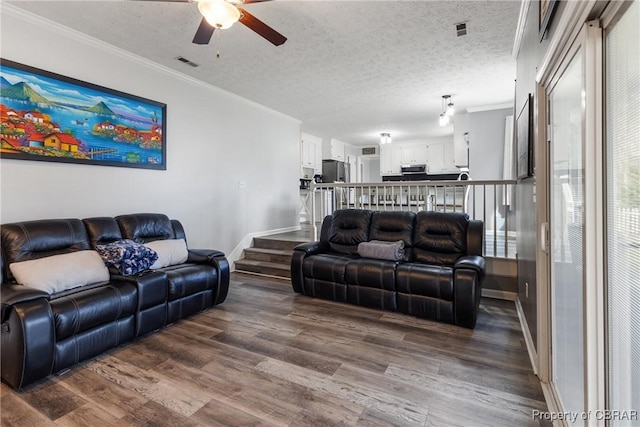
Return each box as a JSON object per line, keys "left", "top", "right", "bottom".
{"left": 228, "top": 225, "right": 302, "bottom": 271}
{"left": 515, "top": 297, "right": 539, "bottom": 376}
{"left": 482, "top": 288, "right": 517, "bottom": 301}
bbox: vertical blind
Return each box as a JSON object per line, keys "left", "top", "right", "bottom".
{"left": 606, "top": 1, "right": 640, "bottom": 423}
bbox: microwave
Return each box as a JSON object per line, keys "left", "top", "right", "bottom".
{"left": 400, "top": 164, "right": 426, "bottom": 174}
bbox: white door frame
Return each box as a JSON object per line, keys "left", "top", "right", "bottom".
{"left": 535, "top": 3, "right": 606, "bottom": 424}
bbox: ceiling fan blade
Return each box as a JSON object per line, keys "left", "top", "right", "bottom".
{"left": 192, "top": 17, "right": 215, "bottom": 45}
{"left": 238, "top": 7, "right": 286, "bottom": 46}
{"left": 240, "top": 0, "right": 274, "bottom": 3}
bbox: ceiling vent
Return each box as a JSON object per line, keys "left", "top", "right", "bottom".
{"left": 176, "top": 56, "right": 200, "bottom": 67}
{"left": 455, "top": 22, "right": 467, "bottom": 37}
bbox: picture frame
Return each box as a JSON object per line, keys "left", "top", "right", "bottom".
{"left": 0, "top": 59, "right": 166, "bottom": 170}
{"left": 539, "top": 0, "right": 558, "bottom": 41}
{"left": 516, "top": 93, "right": 533, "bottom": 179}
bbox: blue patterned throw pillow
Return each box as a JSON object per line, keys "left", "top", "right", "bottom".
{"left": 96, "top": 239, "right": 158, "bottom": 276}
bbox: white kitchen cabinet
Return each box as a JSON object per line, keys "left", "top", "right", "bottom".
{"left": 301, "top": 133, "right": 322, "bottom": 175}
{"left": 380, "top": 145, "right": 402, "bottom": 175}
{"left": 426, "top": 141, "right": 458, "bottom": 173}
{"left": 400, "top": 144, "right": 428, "bottom": 165}
{"left": 426, "top": 143, "right": 445, "bottom": 173}
{"left": 323, "top": 138, "right": 345, "bottom": 161}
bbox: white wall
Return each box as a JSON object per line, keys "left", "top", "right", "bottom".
{"left": 468, "top": 107, "right": 514, "bottom": 232}
{"left": 0, "top": 6, "right": 301, "bottom": 255}
{"left": 468, "top": 108, "right": 513, "bottom": 179}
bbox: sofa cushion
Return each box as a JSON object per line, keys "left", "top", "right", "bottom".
{"left": 145, "top": 239, "right": 188, "bottom": 269}
{"left": 329, "top": 209, "right": 373, "bottom": 255}
{"left": 302, "top": 254, "right": 355, "bottom": 283}
{"left": 160, "top": 264, "right": 218, "bottom": 301}
{"left": 369, "top": 211, "right": 415, "bottom": 257}
{"left": 83, "top": 217, "right": 123, "bottom": 247}
{"left": 95, "top": 239, "right": 158, "bottom": 276}
{"left": 345, "top": 258, "right": 396, "bottom": 291}
{"left": 0, "top": 218, "right": 90, "bottom": 281}
{"left": 396, "top": 263, "right": 454, "bottom": 301}
{"left": 9, "top": 250, "right": 110, "bottom": 294}
{"left": 413, "top": 211, "right": 469, "bottom": 265}
{"left": 51, "top": 281, "right": 137, "bottom": 341}
{"left": 116, "top": 213, "right": 175, "bottom": 244}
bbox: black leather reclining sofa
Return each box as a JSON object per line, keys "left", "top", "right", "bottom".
{"left": 0, "top": 213, "right": 229, "bottom": 389}
{"left": 291, "top": 209, "right": 485, "bottom": 328}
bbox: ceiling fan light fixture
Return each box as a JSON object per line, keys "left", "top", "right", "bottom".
{"left": 198, "top": 0, "right": 241, "bottom": 29}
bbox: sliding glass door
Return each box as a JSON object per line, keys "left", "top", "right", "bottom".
{"left": 605, "top": 1, "right": 640, "bottom": 424}
{"left": 548, "top": 45, "right": 586, "bottom": 417}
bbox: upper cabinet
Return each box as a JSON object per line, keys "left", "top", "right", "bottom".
{"left": 453, "top": 113, "right": 469, "bottom": 167}
{"left": 323, "top": 138, "right": 346, "bottom": 161}
{"left": 301, "top": 133, "right": 322, "bottom": 175}
{"left": 379, "top": 140, "right": 458, "bottom": 176}
{"left": 380, "top": 145, "right": 402, "bottom": 175}
{"left": 400, "top": 144, "right": 428, "bottom": 165}
{"left": 426, "top": 141, "right": 457, "bottom": 173}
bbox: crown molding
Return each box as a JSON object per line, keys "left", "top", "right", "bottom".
{"left": 512, "top": 0, "right": 532, "bottom": 59}
{"left": 0, "top": 3, "right": 301, "bottom": 125}
{"left": 466, "top": 102, "right": 514, "bottom": 113}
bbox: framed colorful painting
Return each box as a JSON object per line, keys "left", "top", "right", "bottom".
{"left": 0, "top": 59, "right": 166, "bottom": 170}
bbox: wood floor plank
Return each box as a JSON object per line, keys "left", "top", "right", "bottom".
{"left": 255, "top": 358, "right": 429, "bottom": 425}
{"left": 212, "top": 329, "right": 343, "bottom": 376}
{"left": 53, "top": 402, "right": 124, "bottom": 427}
{"left": 0, "top": 393, "right": 57, "bottom": 427}
{"left": 89, "top": 358, "right": 210, "bottom": 417}
{"left": 2, "top": 272, "right": 547, "bottom": 426}
{"left": 54, "top": 366, "right": 149, "bottom": 419}
{"left": 15, "top": 379, "right": 87, "bottom": 421}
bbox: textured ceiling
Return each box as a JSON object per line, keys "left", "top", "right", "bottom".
{"left": 7, "top": 0, "right": 520, "bottom": 146}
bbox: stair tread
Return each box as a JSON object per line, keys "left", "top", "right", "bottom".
{"left": 244, "top": 247, "right": 293, "bottom": 255}
{"left": 235, "top": 259, "right": 290, "bottom": 270}
{"left": 252, "top": 237, "right": 306, "bottom": 251}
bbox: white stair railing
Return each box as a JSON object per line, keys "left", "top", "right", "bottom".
{"left": 309, "top": 179, "right": 518, "bottom": 259}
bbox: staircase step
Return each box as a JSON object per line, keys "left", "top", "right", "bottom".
{"left": 243, "top": 247, "right": 293, "bottom": 264}
{"left": 234, "top": 259, "right": 291, "bottom": 278}
{"left": 252, "top": 237, "right": 305, "bottom": 251}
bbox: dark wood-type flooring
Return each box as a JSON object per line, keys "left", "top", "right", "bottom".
{"left": 1, "top": 272, "right": 548, "bottom": 426}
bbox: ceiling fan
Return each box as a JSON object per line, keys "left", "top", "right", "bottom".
{"left": 139, "top": 0, "right": 287, "bottom": 46}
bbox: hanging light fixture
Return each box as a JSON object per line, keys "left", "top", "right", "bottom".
{"left": 446, "top": 95, "right": 455, "bottom": 116}
{"left": 439, "top": 95, "right": 454, "bottom": 126}
{"left": 380, "top": 132, "right": 392, "bottom": 144}
{"left": 198, "top": 0, "right": 241, "bottom": 29}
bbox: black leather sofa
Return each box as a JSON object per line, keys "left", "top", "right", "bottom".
{"left": 0, "top": 213, "right": 229, "bottom": 389}
{"left": 291, "top": 209, "right": 485, "bottom": 328}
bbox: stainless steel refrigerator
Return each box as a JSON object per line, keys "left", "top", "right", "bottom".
{"left": 322, "top": 160, "right": 349, "bottom": 183}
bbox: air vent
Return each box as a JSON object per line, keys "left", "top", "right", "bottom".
{"left": 176, "top": 56, "right": 199, "bottom": 67}
{"left": 362, "top": 147, "right": 377, "bottom": 155}
{"left": 455, "top": 22, "right": 467, "bottom": 37}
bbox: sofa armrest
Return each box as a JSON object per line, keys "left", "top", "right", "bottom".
{"left": 290, "top": 241, "right": 329, "bottom": 294}
{"left": 1, "top": 287, "right": 54, "bottom": 389}
{"left": 187, "top": 249, "right": 226, "bottom": 263}
{"left": 453, "top": 255, "right": 485, "bottom": 329}
{"left": 1, "top": 284, "right": 50, "bottom": 323}
{"left": 293, "top": 241, "right": 329, "bottom": 256}
{"left": 186, "top": 249, "right": 229, "bottom": 305}
{"left": 454, "top": 255, "right": 486, "bottom": 281}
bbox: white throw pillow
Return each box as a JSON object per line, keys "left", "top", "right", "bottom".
{"left": 9, "top": 250, "right": 110, "bottom": 294}
{"left": 144, "top": 239, "right": 188, "bottom": 269}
